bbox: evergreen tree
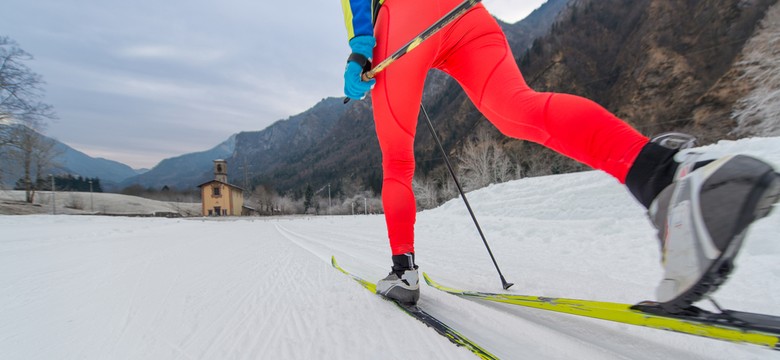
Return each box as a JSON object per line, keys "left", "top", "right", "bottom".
{"left": 303, "top": 185, "right": 314, "bottom": 213}
{"left": 15, "top": 174, "right": 103, "bottom": 192}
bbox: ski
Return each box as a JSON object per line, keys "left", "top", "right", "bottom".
{"left": 423, "top": 273, "right": 780, "bottom": 351}
{"left": 331, "top": 257, "right": 498, "bottom": 359}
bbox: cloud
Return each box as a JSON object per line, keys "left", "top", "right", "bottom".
{"left": 482, "top": 0, "right": 547, "bottom": 23}
{"left": 116, "top": 44, "right": 227, "bottom": 65}
{"left": 3, "top": 0, "right": 544, "bottom": 169}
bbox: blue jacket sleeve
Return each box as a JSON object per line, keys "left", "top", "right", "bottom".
{"left": 341, "top": 0, "right": 374, "bottom": 40}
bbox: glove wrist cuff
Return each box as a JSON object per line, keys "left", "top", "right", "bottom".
{"left": 347, "top": 53, "right": 372, "bottom": 73}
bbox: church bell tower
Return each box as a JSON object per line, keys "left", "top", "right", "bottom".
{"left": 214, "top": 159, "right": 228, "bottom": 183}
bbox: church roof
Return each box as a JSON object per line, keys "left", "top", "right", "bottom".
{"left": 196, "top": 180, "right": 246, "bottom": 192}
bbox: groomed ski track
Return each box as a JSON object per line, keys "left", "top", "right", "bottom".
{"left": 2, "top": 137, "right": 779, "bottom": 359}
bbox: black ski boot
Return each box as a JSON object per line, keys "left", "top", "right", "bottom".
{"left": 376, "top": 253, "right": 420, "bottom": 304}
{"left": 627, "top": 133, "right": 780, "bottom": 312}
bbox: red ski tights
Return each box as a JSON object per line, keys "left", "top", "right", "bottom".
{"left": 372, "top": 0, "right": 649, "bottom": 255}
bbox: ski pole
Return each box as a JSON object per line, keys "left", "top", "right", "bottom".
{"left": 344, "top": 0, "right": 482, "bottom": 103}
{"left": 420, "top": 104, "right": 514, "bottom": 290}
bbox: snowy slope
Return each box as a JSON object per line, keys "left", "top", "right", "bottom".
{"left": 0, "top": 190, "right": 200, "bottom": 216}
{"left": 1, "top": 137, "right": 779, "bottom": 360}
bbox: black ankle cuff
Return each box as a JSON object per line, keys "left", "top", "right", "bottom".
{"left": 392, "top": 253, "right": 416, "bottom": 271}
{"left": 625, "top": 142, "right": 679, "bottom": 209}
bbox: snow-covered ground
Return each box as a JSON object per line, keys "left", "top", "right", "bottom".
{"left": 1, "top": 137, "right": 779, "bottom": 360}
{"left": 0, "top": 190, "right": 200, "bottom": 216}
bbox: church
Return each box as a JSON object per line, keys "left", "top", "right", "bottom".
{"left": 197, "top": 160, "right": 246, "bottom": 216}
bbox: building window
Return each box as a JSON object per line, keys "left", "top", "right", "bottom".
{"left": 213, "top": 186, "right": 221, "bottom": 196}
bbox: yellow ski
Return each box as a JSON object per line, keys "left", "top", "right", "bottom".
{"left": 332, "top": 257, "right": 499, "bottom": 359}
{"left": 423, "top": 273, "right": 780, "bottom": 351}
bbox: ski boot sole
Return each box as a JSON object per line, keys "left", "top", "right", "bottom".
{"left": 378, "top": 286, "right": 421, "bottom": 305}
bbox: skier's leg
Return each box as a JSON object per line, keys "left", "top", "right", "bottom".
{"left": 435, "top": 4, "right": 648, "bottom": 183}
{"left": 372, "top": 0, "right": 439, "bottom": 257}
{"left": 371, "top": 0, "right": 442, "bottom": 304}
{"left": 437, "top": 5, "right": 780, "bottom": 311}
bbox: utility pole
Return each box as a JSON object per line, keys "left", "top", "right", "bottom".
{"left": 242, "top": 158, "right": 249, "bottom": 190}
{"left": 89, "top": 180, "right": 94, "bottom": 212}
{"left": 50, "top": 174, "right": 55, "bottom": 215}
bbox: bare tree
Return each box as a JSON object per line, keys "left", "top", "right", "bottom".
{"left": 244, "top": 184, "right": 277, "bottom": 215}
{"left": 276, "top": 195, "right": 299, "bottom": 215}
{"left": 413, "top": 175, "right": 439, "bottom": 210}
{"left": 0, "top": 131, "right": 7, "bottom": 186}
{"left": 1, "top": 36, "right": 57, "bottom": 201}
{"left": 0, "top": 36, "right": 55, "bottom": 126}
{"left": 7, "top": 125, "right": 58, "bottom": 202}
{"left": 457, "top": 128, "right": 518, "bottom": 192}
{"left": 732, "top": 4, "right": 780, "bottom": 137}
{"left": 430, "top": 165, "right": 457, "bottom": 203}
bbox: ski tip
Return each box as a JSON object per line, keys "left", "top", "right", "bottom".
{"left": 331, "top": 256, "right": 338, "bottom": 267}
{"left": 421, "top": 273, "right": 466, "bottom": 294}
{"left": 422, "top": 272, "right": 434, "bottom": 286}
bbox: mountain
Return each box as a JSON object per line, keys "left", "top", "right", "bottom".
{"left": 119, "top": 134, "right": 236, "bottom": 191}
{"left": 122, "top": 97, "right": 349, "bottom": 191}
{"left": 409, "top": 0, "right": 779, "bottom": 179}
{"left": 290, "top": 0, "right": 776, "bottom": 195}
{"left": 131, "top": 0, "right": 779, "bottom": 198}
{"left": 53, "top": 142, "right": 139, "bottom": 185}
{"left": 500, "top": 0, "right": 570, "bottom": 47}
{"left": 0, "top": 123, "right": 139, "bottom": 189}
{"left": 233, "top": 0, "right": 590, "bottom": 195}
{"left": 107, "top": 0, "right": 573, "bottom": 195}
{"left": 227, "top": 97, "right": 350, "bottom": 189}
{"left": 517, "top": 0, "right": 777, "bottom": 142}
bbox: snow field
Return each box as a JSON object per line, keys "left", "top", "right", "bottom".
{"left": 2, "top": 136, "right": 780, "bottom": 359}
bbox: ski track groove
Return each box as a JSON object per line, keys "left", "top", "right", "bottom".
{"left": 150, "top": 239, "right": 191, "bottom": 360}
{"left": 278, "top": 219, "right": 759, "bottom": 359}
{"left": 273, "top": 222, "right": 379, "bottom": 263}
{"left": 217, "top": 263, "right": 270, "bottom": 359}
{"left": 253, "top": 224, "right": 350, "bottom": 359}
{"left": 110, "top": 256, "right": 153, "bottom": 358}
{"left": 453, "top": 294, "right": 728, "bottom": 360}
{"left": 188, "top": 224, "right": 330, "bottom": 359}
{"left": 226, "top": 250, "right": 291, "bottom": 359}
{"left": 122, "top": 237, "right": 190, "bottom": 360}
{"left": 256, "top": 225, "right": 325, "bottom": 358}
{"left": 97, "top": 226, "right": 184, "bottom": 360}
{"left": 274, "top": 222, "right": 479, "bottom": 360}
{"left": 186, "top": 245, "right": 267, "bottom": 359}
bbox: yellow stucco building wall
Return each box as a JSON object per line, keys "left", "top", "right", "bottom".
{"left": 199, "top": 181, "right": 244, "bottom": 216}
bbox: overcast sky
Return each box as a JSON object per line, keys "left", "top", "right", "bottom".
{"left": 2, "top": 0, "right": 547, "bottom": 169}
